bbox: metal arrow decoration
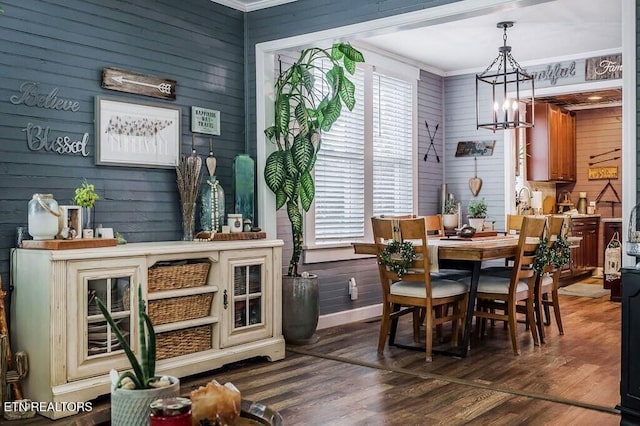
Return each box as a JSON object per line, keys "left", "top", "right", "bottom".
{"left": 423, "top": 121, "right": 440, "bottom": 162}
{"left": 101, "top": 67, "right": 176, "bottom": 100}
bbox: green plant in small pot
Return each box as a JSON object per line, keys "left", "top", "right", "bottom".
{"left": 467, "top": 198, "right": 488, "bottom": 232}
{"left": 95, "top": 285, "right": 179, "bottom": 425}
{"left": 442, "top": 198, "right": 458, "bottom": 230}
{"left": 263, "top": 43, "right": 365, "bottom": 344}
{"left": 73, "top": 180, "right": 100, "bottom": 231}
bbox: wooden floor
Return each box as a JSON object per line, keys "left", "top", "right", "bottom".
{"left": 9, "top": 282, "right": 621, "bottom": 425}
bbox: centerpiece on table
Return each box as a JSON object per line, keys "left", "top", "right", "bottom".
{"left": 442, "top": 197, "right": 458, "bottom": 230}
{"left": 467, "top": 198, "right": 487, "bottom": 232}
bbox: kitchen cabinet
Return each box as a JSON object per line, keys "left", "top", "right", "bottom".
{"left": 11, "top": 240, "right": 284, "bottom": 419}
{"left": 526, "top": 103, "right": 576, "bottom": 182}
{"left": 559, "top": 216, "right": 600, "bottom": 283}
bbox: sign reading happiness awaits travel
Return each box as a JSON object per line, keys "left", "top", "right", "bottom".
{"left": 191, "top": 106, "right": 221, "bottom": 135}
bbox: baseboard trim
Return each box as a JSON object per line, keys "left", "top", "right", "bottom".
{"left": 317, "top": 304, "right": 382, "bottom": 330}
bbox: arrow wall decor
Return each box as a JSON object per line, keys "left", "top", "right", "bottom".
{"left": 101, "top": 67, "right": 176, "bottom": 100}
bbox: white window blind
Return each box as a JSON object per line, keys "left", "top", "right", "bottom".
{"left": 314, "top": 65, "right": 366, "bottom": 242}
{"left": 372, "top": 73, "right": 413, "bottom": 217}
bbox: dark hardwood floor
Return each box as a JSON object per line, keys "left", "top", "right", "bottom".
{"left": 7, "top": 282, "right": 621, "bottom": 425}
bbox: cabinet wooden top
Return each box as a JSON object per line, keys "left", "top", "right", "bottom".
{"left": 17, "top": 239, "right": 284, "bottom": 260}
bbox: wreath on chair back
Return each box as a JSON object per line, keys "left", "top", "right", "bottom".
{"left": 533, "top": 236, "right": 571, "bottom": 276}
{"left": 379, "top": 240, "right": 416, "bottom": 278}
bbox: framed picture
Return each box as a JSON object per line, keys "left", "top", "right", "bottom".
{"left": 95, "top": 96, "right": 181, "bottom": 168}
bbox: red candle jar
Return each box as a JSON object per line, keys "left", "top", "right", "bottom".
{"left": 149, "top": 397, "right": 192, "bottom": 426}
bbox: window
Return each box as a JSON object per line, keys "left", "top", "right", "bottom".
{"left": 305, "top": 58, "right": 417, "bottom": 262}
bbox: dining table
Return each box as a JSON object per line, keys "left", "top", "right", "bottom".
{"left": 353, "top": 234, "right": 520, "bottom": 358}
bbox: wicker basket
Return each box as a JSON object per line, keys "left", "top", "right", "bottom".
{"left": 148, "top": 261, "right": 210, "bottom": 292}
{"left": 148, "top": 293, "right": 214, "bottom": 325}
{"left": 156, "top": 325, "right": 212, "bottom": 360}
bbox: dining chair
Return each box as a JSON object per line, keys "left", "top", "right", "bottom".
{"left": 482, "top": 214, "right": 526, "bottom": 278}
{"left": 536, "top": 215, "right": 566, "bottom": 340}
{"left": 371, "top": 216, "right": 469, "bottom": 361}
{"left": 471, "top": 216, "right": 546, "bottom": 355}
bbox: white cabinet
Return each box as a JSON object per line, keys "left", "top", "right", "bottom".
{"left": 11, "top": 240, "right": 284, "bottom": 419}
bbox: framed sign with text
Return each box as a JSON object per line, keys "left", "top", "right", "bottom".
{"left": 95, "top": 97, "right": 181, "bottom": 168}
{"left": 191, "top": 107, "right": 221, "bottom": 135}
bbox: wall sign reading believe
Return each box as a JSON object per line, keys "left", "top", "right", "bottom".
{"left": 10, "top": 81, "right": 89, "bottom": 156}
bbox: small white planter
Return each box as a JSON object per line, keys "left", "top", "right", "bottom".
{"left": 468, "top": 218, "right": 485, "bottom": 232}
{"left": 111, "top": 376, "right": 180, "bottom": 425}
{"left": 442, "top": 214, "right": 458, "bottom": 230}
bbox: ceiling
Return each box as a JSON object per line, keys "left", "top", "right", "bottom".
{"left": 214, "top": 0, "right": 623, "bottom": 107}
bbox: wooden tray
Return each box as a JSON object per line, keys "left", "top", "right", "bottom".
{"left": 440, "top": 231, "right": 500, "bottom": 241}
{"left": 22, "top": 238, "right": 118, "bottom": 250}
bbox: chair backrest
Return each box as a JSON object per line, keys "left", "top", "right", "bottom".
{"left": 510, "top": 216, "right": 546, "bottom": 285}
{"left": 371, "top": 216, "right": 432, "bottom": 292}
{"left": 425, "top": 214, "right": 445, "bottom": 237}
{"left": 542, "top": 215, "right": 567, "bottom": 274}
{"left": 506, "top": 214, "right": 525, "bottom": 234}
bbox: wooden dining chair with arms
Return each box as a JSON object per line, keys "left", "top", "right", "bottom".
{"left": 536, "top": 215, "right": 567, "bottom": 341}
{"left": 471, "top": 216, "right": 546, "bottom": 355}
{"left": 371, "top": 216, "right": 470, "bottom": 362}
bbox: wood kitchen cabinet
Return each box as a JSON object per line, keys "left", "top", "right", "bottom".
{"left": 526, "top": 102, "right": 576, "bottom": 182}
{"left": 11, "top": 240, "right": 284, "bottom": 419}
{"left": 560, "top": 216, "right": 600, "bottom": 283}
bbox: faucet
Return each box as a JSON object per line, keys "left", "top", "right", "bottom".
{"left": 516, "top": 187, "right": 532, "bottom": 215}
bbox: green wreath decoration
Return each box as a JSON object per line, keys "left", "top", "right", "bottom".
{"left": 379, "top": 240, "right": 416, "bottom": 278}
{"left": 533, "top": 236, "right": 571, "bottom": 276}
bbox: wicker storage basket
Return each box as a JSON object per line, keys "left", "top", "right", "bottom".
{"left": 148, "top": 261, "right": 210, "bottom": 292}
{"left": 148, "top": 293, "right": 214, "bottom": 325}
{"left": 156, "top": 325, "right": 212, "bottom": 360}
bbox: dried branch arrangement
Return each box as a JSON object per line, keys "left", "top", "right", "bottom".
{"left": 176, "top": 146, "right": 203, "bottom": 239}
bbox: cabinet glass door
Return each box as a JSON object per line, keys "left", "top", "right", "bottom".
{"left": 67, "top": 258, "right": 145, "bottom": 380}
{"left": 221, "top": 249, "right": 272, "bottom": 347}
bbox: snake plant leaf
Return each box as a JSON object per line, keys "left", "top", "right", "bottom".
{"left": 287, "top": 200, "right": 303, "bottom": 236}
{"left": 264, "top": 151, "right": 286, "bottom": 193}
{"left": 337, "top": 43, "right": 365, "bottom": 65}
{"left": 284, "top": 149, "right": 297, "bottom": 176}
{"left": 295, "top": 102, "right": 310, "bottom": 137}
{"left": 339, "top": 75, "right": 356, "bottom": 111}
{"left": 275, "top": 94, "right": 291, "bottom": 136}
{"left": 264, "top": 125, "right": 276, "bottom": 141}
{"left": 143, "top": 312, "right": 156, "bottom": 380}
{"left": 299, "top": 171, "right": 315, "bottom": 212}
{"left": 292, "top": 134, "right": 314, "bottom": 173}
{"left": 320, "top": 96, "right": 342, "bottom": 131}
{"left": 275, "top": 187, "right": 287, "bottom": 210}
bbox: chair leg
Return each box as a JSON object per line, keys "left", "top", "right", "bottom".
{"left": 388, "top": 303, "right": 401, "bottom": 346}
{"left": 507, "top": 302, "right": 520, "bottom": 355}
{"left": 551, "top": 290, "right": 564, "bottom": 335}
{"left": 434, "top": 305, "right": 443, "bottom": 341}
{"left": 378, "top": 302, "right": 392, "bottom": 353}
{"left": 412, "top": 307, "right": 421, "bottom": 342}
{"left": 542, "top": 293, "right": 552, "bottom": 326}
{"left": 425, "top": 314, "right": 433, "bottom": 362}
{"left": 525, "top": 296, "right": 540, "bottom": 346}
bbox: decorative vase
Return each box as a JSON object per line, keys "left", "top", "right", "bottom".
{"left": 442, "top": 214, "right": 458, "bottom": 230}
{"left": 282, "top": 273, "right": 319, "bottom": 344}
{"left": 81, "top": 207, "right": 92, "bottom": 231}
{"left": 27, "top": 194, "right": 61, "bottom": 240}
{"left": 182, "top": 202, "right": 196, "bottom": 241}
{"left": 110, "top": 376, "right": 180, "bottom": 426}
{"left": 468, "top": 217, "right": 485, "bottom": 232}
{"left": 199, "top": 176, "right": 225, "bottom": 233}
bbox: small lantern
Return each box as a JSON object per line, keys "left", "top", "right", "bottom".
{"left": 626, "top": 202, "right": 640, "bottom": 268}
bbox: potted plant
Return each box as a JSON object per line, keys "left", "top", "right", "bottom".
{"left": 72, "top": 180, "right": 100, "bottom": 232}
{"left": 95, "top": 285, "right": 179, "bottom": 425}
{"left": 442, "top": 198, "right": 458, "bottom": 230}
{"left": 467, "top": 198, "right": 487, "bottom": 231}
{"left": 263, "top": 43, "right": 365, "bottom": 343}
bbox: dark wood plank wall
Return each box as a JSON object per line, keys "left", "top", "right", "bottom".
{"left": 0, "top": 0, "right": 245, "bottom": 290}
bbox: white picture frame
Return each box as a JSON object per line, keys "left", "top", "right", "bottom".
{"left": 95, "top": 96, "right": 181, "bottom": 168}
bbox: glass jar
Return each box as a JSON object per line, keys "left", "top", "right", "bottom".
{"left": 577, "top": 192, "right": 588, "bottom": 214}
{"left": 149, "top": 397, "right": 192, "bottom": 426}
{"left": 28, "top": 194, "right": 61, "bottom": 240}
{"left": 228, "top": 214, "right": 243, "bottom": 233}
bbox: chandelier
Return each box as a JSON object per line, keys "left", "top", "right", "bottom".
{"left": 476, "top": 21, "right": 534, "bottom": 132}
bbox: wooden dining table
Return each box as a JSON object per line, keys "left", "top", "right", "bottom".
{"left": 353, "top": 234, "right": 520, "bottom": 358}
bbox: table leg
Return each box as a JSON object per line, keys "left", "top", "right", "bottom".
{"left": 459, "top": 261, "right": 481, "bottom": 357}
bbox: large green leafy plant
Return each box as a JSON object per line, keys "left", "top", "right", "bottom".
{"left": 264, "top": 43, "right": 365, "bottom": 276}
